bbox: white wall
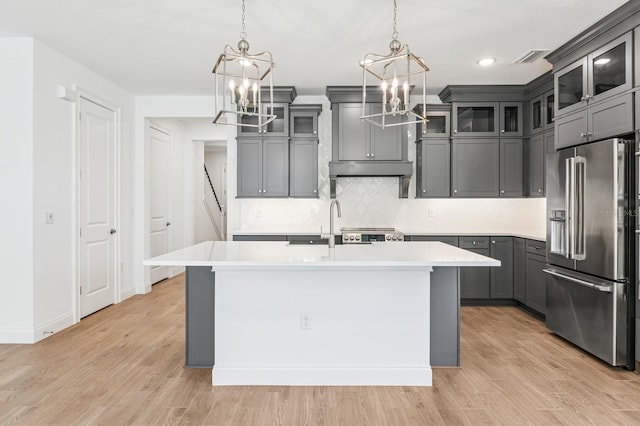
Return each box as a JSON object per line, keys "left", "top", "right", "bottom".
{"left": 0, "top": 38, "right": 35, "bottom": 342}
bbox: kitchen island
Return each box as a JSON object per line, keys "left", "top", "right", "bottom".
{"left": 144, "top": 241, "right": 499, "bottom": 386}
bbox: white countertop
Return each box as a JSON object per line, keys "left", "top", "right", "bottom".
{"left": 232, "top": 231, "right": 546, "bottom": 241}
{"left": 144, "top": 241, "right": 500, "bottom": 268}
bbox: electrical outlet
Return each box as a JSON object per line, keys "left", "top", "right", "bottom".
{"left": 300, "top": 313, "right": 311, "bottom": 330}
{"left": 44, "top": 211, "right": 54, "bottom": 224}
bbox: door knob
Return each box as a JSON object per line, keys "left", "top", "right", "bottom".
{"left": 110, "top": 228, "right": 117, "bottom": 235}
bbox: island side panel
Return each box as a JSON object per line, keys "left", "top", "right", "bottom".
{"left": 185, "top": 266, "right": 215, "bottom": 368}
{"left": 430, "top": 267, "right": 460, "bottom": 366}
{"left": 213, "top": 267, "right": 432, "bottom": 386}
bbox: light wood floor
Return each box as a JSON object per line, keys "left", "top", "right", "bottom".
{"left": 1, "top": 274, "right": 639, "bottom": 425}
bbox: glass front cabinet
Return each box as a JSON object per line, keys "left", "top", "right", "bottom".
{"left": 555, "top": 32, "right": 632, "bottom": 117}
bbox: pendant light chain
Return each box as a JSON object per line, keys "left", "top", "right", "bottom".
{"left": 240, "top": 0, "right": 247, "bottom": 40}
{"left": 392, "top": 0, "right": 398, "bottom": 40}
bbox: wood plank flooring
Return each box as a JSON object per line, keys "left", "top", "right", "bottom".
{"left": 1, "top": 273, "right": 639, "bottom": 425}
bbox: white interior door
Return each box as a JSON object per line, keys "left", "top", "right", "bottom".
{"left": 78, "top": 97, "right": 117, "bottom": 318}
{"left": 149, "top": 124, "right": 171, "bottom": 284}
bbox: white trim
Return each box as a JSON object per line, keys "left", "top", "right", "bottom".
{"left": 33, "top": 313, "right": 75, "bottom": 343}
{"left": 212, "top": 366, "right": 433, "bottom": 386}
{"left": 74, "top": 89, "right": 121, "bottom": 321}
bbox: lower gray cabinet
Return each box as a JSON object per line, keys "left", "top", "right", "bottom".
{"left": 289, "top": 139, "right": 318, "bottom": 197}
{"left": 416, "top": 139, "right": 451, "bottom": 197}
{"left": 525, "top": 245, "right": 547, "bottom": 315}
{"left": 451, "top": 138, "right": 500, "bottom": 197}
{"left": 490, "top": 237, "right": 514, "bottom": 298}
{"left": 237, "top": 138, "right": 289, "bottom": 197}
{"left": 513, "top": 238, "right": 526, "bottom": 303}
{"left": 499, "top": 139, "right": 523, "bottom": 197}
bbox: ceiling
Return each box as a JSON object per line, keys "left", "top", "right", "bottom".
{"left": 0, "top": 0, "right": 629, "bottom": 96}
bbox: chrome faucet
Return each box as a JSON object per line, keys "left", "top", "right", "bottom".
{"left": 327, "top": 199, "right": 342, "bottom": 248}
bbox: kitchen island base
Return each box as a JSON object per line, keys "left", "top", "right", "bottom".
{"left": 213, "top": 267, "right": 432, "bottom": 386}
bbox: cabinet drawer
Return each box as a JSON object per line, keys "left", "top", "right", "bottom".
{"left": 526, "top": 239, "right": 546, "bottom": 255}
{"left": 460, "top": 236, "right": 490, "bottom": 249}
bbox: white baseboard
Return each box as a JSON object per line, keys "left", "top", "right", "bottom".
{"left": 33, "top": 312, "right": 75, "bottom": 342}
{"left": 212, "top": 366, "right": 432, "bottom": 386}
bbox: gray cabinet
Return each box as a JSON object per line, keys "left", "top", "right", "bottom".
{"left": 554, "top": 32, "right": 633, "bottom": 117}
{"left": 237, "top": 138, "right": 289, "bottom": 197}
{"left": 513, "top": 238, "right": 526, "bottom": 303}
{"left": 527, "top": 133, "right": 545, "bottom": 196}
{"left": 499, "top": 139, "right": 523, "bottom": 197}
{"left": 289, "top": 139, "right": 318, "bottom": 198}
{"left": 337, "top": 103, "right": 402, "bottom": 161}
{"left": 555, "top": 93, "right": 633, "bottom": 149}
{"left": 407, "top": 235, "right": 459, "bottom": 247}
{"left": 416, "top": 138, "right": 450, "bottom": 197}
{"left": 451, "top": 138, "right": 499, "bottom": 197}
{"left": 452, "top": 102, "right": 500, "bottom": 137}
{"left": 238, "top": 103, "right": 289, "bottom": 137}
{"left": 525, "top": 240, "right": 547, "bottom": 315}
{"left": 490, "top": 237, "right": 514, "bottom": 299}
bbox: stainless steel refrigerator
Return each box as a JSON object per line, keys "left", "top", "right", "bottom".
{"left": 545, "top": 137, "right": 635, "bottom": 368}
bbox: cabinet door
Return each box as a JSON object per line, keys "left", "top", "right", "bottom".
{"left": 370, "top": 105, "right": 403, "bottom": 160}
{"left": 588, "top": 32, "right": 633, "bottom": 104}
{"left": 588, "top": 93, "right": 634, "bottom": 142}
{"left": 530, "top": 96, "right": 544, "bottom": 134}
{"left": 543, "top": 91, "right": 555, "bottom": 130}
{"left": 452, "top": 138, "right": 499, "bottom": 197}
{"left": 500, "top": 102, "right": 523, "bottom": 136}
{"left": 555, "top": 57, "right": 588, "bottom": 116}
{"left": 416, "top": 139, "right": 450, "bottom": 197}
{"left": 290, "top": 111, "right": 318, "bottom": 138}
{"left": 263, "top": 103, "right": 289, "bottom": 136}
{"left": 237, "top": 139, "right": 262, "bottom": 197}
{"left": 289, "top": 139, "right": 318, "bottom": 198}
{"left": 499, "top": 139, "right": 523, "bottom": 197}
{"left": 555, "top": 110, "right": 588, "bottom": 150}
{"left": 418, "top": 111, "right": 450, "bottom": 138}
{"left": 513, "top": 238, "right": 526, "bottom": 303}
{"left": 453, "top": 102, "right": 500, "bottom": 137}
{"left": 528, "top": 133, "right": 545, "bottom": 197}
{"left": 262, "top": 138, "right": 289, "bottom": 197}
{"left": 460, "top": 247, "right": 491, "bottom": 299}
{"left": 490, "top": 237, "right": 513, "bottom": 299}
{"left": 525, "top": 253, "right": 547, "bottom": 315}
{"left": 338, "top": 103, "right": 368, "bottom": 160}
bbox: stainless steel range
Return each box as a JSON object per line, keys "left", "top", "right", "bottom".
{"left": 341, "top": 227, "right": 404, "bottom": 244}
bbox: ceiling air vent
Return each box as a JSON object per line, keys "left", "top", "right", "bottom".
{"left": 513, "top": 49, "right": 550, "bottom": 64}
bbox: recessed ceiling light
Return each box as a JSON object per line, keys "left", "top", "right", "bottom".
{"left": 477, "top": 58, "right": 496, "bottom": 66}
{"left": 594, "top": 58, "right": 610, "bottom": 65}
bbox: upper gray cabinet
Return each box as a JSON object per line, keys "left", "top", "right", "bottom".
{"left": 337, "top": 103, "right": 403, "bottom": 161}
{"left": 452, "top": 102, "right": 499, "bottom": 137}
{"left": 554, "top": 32, "right": 633, "bottom": 117}
{"left": 238, "top": 103, "right": 290, "bottom": 137}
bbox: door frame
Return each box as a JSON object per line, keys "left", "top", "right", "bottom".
{"left": 74, "top": 90, "right": 121, "bottom": 323}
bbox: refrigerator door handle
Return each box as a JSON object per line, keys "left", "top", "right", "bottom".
{"left": 572, "top": 156, "right": 586, "bottom": 260}
{"left": 543, "top": 269, "right": 612, "bottom": 293}
{"left": 564, "top": 157, "right": 576, "bottom": 259}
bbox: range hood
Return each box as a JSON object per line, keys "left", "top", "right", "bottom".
{"left": 329, "top": 160, "right": 413, "bottom": 198}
